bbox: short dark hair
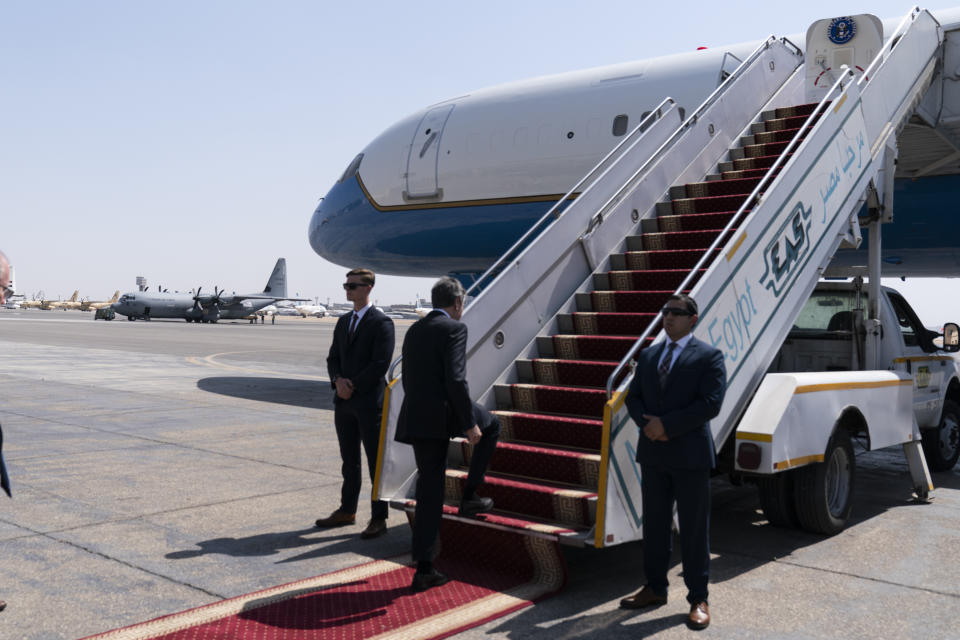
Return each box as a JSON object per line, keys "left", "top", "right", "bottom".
{"left": 668, "top": 293, "right": 698, "bottom": 315}
{"left": 346, "top": 268, "right": 375, "bottom": 286}
{"left": 431, "top": 276, "right": 465, "bottom": 309}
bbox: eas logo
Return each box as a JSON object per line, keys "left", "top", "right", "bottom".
{"left": 758, "top": 201, "right": 813, "bottom": 297}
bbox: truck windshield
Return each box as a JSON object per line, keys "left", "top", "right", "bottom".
{"left": 792, "top": 290, "right": 866, "bottom": 333}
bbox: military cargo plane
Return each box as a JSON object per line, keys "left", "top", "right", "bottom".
{"left": 111, "top": 258, "right": 307, "bottom": 323}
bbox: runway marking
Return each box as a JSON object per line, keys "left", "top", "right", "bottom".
{"left": 186, "top": 350, "right": 330, "bottom": 381}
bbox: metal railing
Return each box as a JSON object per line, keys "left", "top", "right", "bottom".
{"left": 463, "top": 35, "right": 796, "bottom": 316}
{"left": 462, "top": 98, "right": 677, "bottom": 300}
{"left": 604, "top": 66, "right": 858, "bottom": 398}
{"left": 859, "top": 6, "right": 921, "bottom": 85}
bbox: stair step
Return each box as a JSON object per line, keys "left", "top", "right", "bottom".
{"left": 671, "top": 193, "right": 748, "bottom": 215}
{"left": 437, "top": 502, "right": 589, "bottom": 538}
{"left": 567, "top": 311, "right": 658, "bottom": 336}
{"left": 592, "top": 290, "right": 691, "bottom": 314}
{"left": 493, "top": 410, "right": 604, "bottom": 450}
{"left": 630, "top": 228, "right": 731, "bottom": 252}
{"left": 505, "top": 383, "right": 607, "bottom": 418}
{"left": 748, "top": 125, "right": 813, "bottom": 145}
{"left": 770, "top": 102, "right": 823, "bottom": 119}
{"left": 600, "top": 268, "right": 705, "bottom": 291}
{"left": 462, "top": 440, "right": 601, "bottom": 487}
{"left": 518, "top": 358, "right": 620, "bottom": 388}
{"left": 742, "top": 139, "right": 789, "bottom": 159}
{"left": 657, "top": 211, "right": 738, "bottom": 232}
{"left": 617, "top": 247, "right": 722, "bottom": 271}
{"left": 446, "top": 469, "right": 597, "bottom": 527}
{"left": 761, "top": 113, "right": 816, "bottom": 132}
{"left": 719, "top": 165, "right": 783, "bottom": 181}
{"left": 550, "top": 334, "right": 651, "bottom": 361}
{"left": 730, "top": 153, "right": 787, "bottom": 172}
{"left": 673, "top": 176, "right": 761, "bottom": 199}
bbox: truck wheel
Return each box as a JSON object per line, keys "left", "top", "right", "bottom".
{"left": 922, "top": 399, "right": 960, "bottom": 471}
{"left": 794, "top": 430, "right": 855, "bottom": 535}
{"left": 757, "top": 471, "right": 799, "bottom": 529}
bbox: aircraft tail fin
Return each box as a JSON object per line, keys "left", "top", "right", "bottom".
{"left": 69, "top": 290, "right": 78, "bottom": 302}
{"left": 262, "top": 258, "right": 287, "bottom": 298}
{"left": 110, "top": 290, "right": 119, "bottom": 303}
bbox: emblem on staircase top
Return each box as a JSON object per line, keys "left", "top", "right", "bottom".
{"left": 827, "top": 17, "right": 857, "bottom": 45}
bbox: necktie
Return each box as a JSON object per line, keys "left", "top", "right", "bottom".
{"left": 658, "top": 342, "right": 677, "bottom": 388}
{"left": 348, "top": 312, "right": 359, "bottom": 338}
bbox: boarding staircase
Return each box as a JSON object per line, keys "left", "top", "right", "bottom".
{"left": 375, "top": 9, "right": 944, "bottom": 547}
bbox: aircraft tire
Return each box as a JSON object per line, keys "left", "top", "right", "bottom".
{"left": 128, "top": 316, "right": 135, "bottom": 321}
{"left": 757, "top": 470, "right": 799, "bottom": 529}
{"left": 793, "top": 430, "right": 855, "bottom": 536}
{"left": 922, "top": 399, "right": 960, "bottom": 471}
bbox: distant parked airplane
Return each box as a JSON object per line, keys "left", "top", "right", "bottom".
{"left": 111, "top": 259, "right": 307, "bottom": 323}
{"left": 80, "top": 291, "right": 120, "bottom": 312}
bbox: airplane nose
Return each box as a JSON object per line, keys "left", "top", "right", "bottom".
{"left": 308, "top": 176, "right": 368, "bottom": 265}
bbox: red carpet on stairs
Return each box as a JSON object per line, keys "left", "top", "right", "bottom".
{"left": 80, "top": 520, "right": 566, "bottom": 640}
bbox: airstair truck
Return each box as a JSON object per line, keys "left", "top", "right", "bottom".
{"left": 734, "top": 280, "right": 960, "bottom": 535}
{"left": 374, "top": 8, "right": 960, "bottom": 546}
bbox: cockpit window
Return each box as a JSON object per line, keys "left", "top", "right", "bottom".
{"left": 338, "top": 153, "right": 364, "bottom": 184}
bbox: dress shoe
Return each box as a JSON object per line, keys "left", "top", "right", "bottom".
{"left": 314, "top": 510, "right": 356, "bottom": 528}
{"left": 619, "top": 586, "right": 667, "bottom": 609}
{"left": 360, "top": 518, "right": 387, "bottom": 539}
{"left": 0, "top": 600, "right": 6, "bottom": 612}
{"left": 411, "top": 569, "right": 449, "bottom": 592}
{"left": 687, "top": 601, "right": 710, "bottom": 630}
{"left": 458, "top": 495, "right": 494, "bottom": 516}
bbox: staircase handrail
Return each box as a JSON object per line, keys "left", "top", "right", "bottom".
{"left": 859, "top": 6, "right": 921, "bottom": 85}
{"left": 604, "top": 66, "right": 858, "bottom": 398}
{"left": 585, "top": 36, "right": 798, "bottom": 234}
{"left": 462, "top": 97, "right": 677, "bottom": 300}
{"left": 464, "top": 35, "right": 794, "bottom": 305}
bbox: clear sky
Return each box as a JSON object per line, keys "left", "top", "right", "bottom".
{"left": 2, "top": 2, "right": 957, "bottom": 322}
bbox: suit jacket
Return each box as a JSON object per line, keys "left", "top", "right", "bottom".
{"left": 395, "top": 310, "right": 473, "bottom": 443}
{"left": 326, "top": 306, "right": 395, "bottom": 408}
{"left": 625, "top": 335, "right": 726, "bottom": 470}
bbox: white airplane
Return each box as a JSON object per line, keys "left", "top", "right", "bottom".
{"left": 308, "top": 8, "right": 960, "bottom": 281}
{"left": 294, "top": 304, "right": 327, "bottom": 317}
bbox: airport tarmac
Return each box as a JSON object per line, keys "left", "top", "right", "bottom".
{"left": 1, "top": 308, "right": 959, "bottom": 639}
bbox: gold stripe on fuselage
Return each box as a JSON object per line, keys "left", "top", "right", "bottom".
{"left": 356, "top": 175, "right": 578, "bottom": 212}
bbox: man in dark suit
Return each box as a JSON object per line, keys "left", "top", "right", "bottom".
{"left": 619, "top": 293, "right": 726, "bottom": 631}
{"left": 395, "top": 276, "right": 498, "bottom": 592}
{"left": 317, "top": 268, "right": 395, "bottom": 539}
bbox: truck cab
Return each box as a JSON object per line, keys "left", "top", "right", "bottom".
{"left": 769, "top": 281, "right": 960, "bottom": 471}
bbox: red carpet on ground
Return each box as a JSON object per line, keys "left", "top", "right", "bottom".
{"left": 82, "top": 520, "right": 566, "bottom": 640}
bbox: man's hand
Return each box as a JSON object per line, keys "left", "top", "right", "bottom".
{"left": 335, "top": 376, "right": 354, "bottom": 400}
{"left": 642, "top": 415, "right": 668, "bottom": 441}
{"left": 464, "top": 425, "right": 482, "bottom": 445}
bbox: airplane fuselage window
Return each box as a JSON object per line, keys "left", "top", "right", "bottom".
{"left": 612, "top": 114, "right": 629, "bottom": 136}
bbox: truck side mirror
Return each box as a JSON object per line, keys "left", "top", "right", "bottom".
{"left": 942, "top": 322, "right": 960, "bottom": 353}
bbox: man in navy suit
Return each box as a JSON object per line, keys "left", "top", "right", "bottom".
{"left": 317, "top": 268, "right": 395, "bottom": 539}
{"left": 619, "top": 293, "right": 726, "bottom": 630}
{"left": 395, "top": 276, "right": 498, "bottom": 592}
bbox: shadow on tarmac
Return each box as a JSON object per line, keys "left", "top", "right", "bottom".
{"left": 482, "top": 459, "right": 935, "bottom": 638}
{"left": 196, "top": 376, "right": 333, "bottom": 409}
{"left": 164, "top": 528, "right": 353, "bottom": 559}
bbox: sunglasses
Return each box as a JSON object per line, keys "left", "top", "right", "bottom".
{"left": 343, "top": 282, "right": 371, "bottom": 290}
{"left": 661, "top": 306, "right": 694, "bottom": 316}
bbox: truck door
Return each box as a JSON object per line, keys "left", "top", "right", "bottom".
{"left": 404, "top": 104, "right": 454, "bottom": 200}
{"left": 887, "top": 291, "right": 943, "bottom": 426}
